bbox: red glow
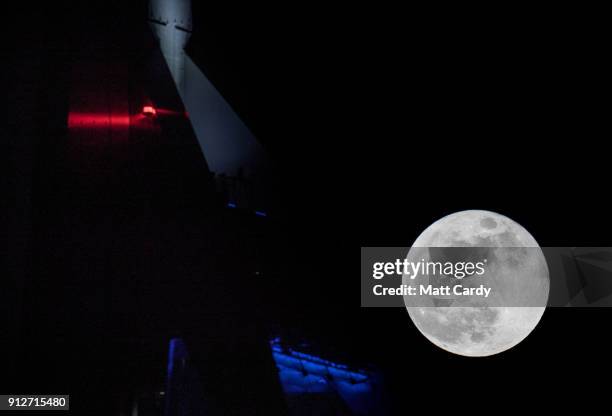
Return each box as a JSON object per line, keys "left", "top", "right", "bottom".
{"left": 68, "top": 112, "right": 131, "bottom": 129}
{"left": 142, "top": 105, "right": 157, "bottom": 116}
{"left": 155, "top": 108, "right": 182, "bottom": 116}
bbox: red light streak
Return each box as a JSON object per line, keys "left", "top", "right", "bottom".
{"left": 68, "top": 113, "right": 131, "bottom": 129}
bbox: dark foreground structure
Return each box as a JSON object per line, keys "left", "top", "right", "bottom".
{"left": 7, "top": 1, "right": 283, "bottom": 414}
{"left": 4, "top": 1, "right": 387, "bottom": 415}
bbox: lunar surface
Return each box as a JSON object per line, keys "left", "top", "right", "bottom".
{"left": 403, "top": 210, "right": 549, "bottom": 357}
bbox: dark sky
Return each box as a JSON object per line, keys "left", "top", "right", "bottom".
{"left": 5, "top": 1, "right": 611, "bottom": 411}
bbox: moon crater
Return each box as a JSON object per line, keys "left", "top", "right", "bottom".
{"left": 404, "top": 210, "right": 549, "bottom": 357}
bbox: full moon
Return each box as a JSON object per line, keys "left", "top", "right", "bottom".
{"left": 403, "top": 210, "right": 549, "bottom": 357}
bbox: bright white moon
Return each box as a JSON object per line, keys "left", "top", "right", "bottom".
{"left": 403, "top": 210, "right": 549, "bottom": 357}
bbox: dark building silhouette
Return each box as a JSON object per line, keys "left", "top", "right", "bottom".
{"left": 5, "top": 1, "right": 284, "bottom": 414}
{"left": 4, "top": 1, "right": 387, "bottom": 415}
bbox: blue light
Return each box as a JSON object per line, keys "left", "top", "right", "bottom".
{"left": 269, "top": 338, "right": 381, "bottom": 414}
{"left": 227, "top": 202, "right": 237, "bottom": 208}
{"left": 269, "top": 338, "right": 370, "bottom": 385}
{"left": 255, "top": 211, "right": 267, "bottom": 217}
{"left": 166, "top": 338, "right": 188, "bottom": 416}
{"left": 167, "top": 338, "right": 178, "bottom": 376}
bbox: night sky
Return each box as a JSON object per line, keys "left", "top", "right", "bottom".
{"left": 4, "top": 1, "right": 610, "bottom": 413}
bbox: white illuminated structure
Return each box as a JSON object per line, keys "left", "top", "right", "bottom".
{"left": 149, "top": 0, "right": 269, "bottom": 211}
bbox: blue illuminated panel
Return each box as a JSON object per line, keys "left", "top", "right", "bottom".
{"left": 269, "top": 338, "right": 386, "bottom": 415}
